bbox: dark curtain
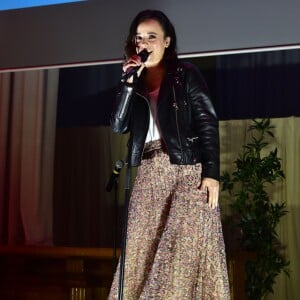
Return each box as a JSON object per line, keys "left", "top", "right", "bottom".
{"left": 215, "top": 49, "right": 300, "bottom": 120}
{"left": 54, "top": 63, "right": 123, "bottom": 247}
{"left": 56, "top": 63, "right": 122, "bottom": 127}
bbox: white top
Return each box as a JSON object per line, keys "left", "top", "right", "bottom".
{"left": 145, "top": 87, "right": 161, "bottom": 143}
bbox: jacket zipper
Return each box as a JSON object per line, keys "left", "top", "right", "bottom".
{"left": 172, "top": 86, "right": 184, "bottom": 163}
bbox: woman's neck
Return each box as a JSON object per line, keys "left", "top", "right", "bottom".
{"left": 144, "top": 64, "right": 165, "bottom": 92}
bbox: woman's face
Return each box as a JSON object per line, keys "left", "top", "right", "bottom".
{"left": 135, "top": 19, "right": 171, "bottom": 68}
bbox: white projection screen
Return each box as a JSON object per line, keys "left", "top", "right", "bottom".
{"left": 1, "top": 0, "right": 300, "bottom": 71}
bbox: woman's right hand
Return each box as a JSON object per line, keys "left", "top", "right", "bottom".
{"left": 122, "top": 54, "right": 146, "bottom": 83}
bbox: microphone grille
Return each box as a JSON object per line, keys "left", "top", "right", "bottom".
{"left": 115, "top": 160, "right": 124, "bottom": 169}
{"left": 139, "top": 49, "right": 149, "bottom": 62}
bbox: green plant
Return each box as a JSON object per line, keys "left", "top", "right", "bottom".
{"left": 221, "top": 119, "right": 289, "bottom": 300}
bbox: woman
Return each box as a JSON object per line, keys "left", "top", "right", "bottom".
{"left": 109, "top": 9, "right": 230, "bottom": 299}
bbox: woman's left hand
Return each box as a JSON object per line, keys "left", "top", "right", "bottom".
{"left": 199, "top": 177, "right": 219, "bottom": 209}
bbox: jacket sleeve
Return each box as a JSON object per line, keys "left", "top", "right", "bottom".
{"left": 110, "top": 83, "right": 135, "bottom": 134}
{"left": 185, "top": 63, "right": 220, "bottom": 180}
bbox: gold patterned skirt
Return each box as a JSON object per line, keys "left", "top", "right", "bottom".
{"left": 108, "top": 140, "right": 230, "bottom": 299}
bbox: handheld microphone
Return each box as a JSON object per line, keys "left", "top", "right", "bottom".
{"left": 121, "top": 49, "right": 150, "bottom": 82}
{"left": 106, "top": 160, "right": 124, "bottom": 192}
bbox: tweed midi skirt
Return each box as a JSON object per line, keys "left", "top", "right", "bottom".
{"left": 108, "top": 141, "right": 230, "bottom": 300}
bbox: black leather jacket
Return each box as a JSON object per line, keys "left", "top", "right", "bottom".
{"left": 111, "top": 62, "right": 220, "bottom": 180}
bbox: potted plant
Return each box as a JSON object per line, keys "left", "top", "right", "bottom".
{"left": 221, "top": 118, "right": 289, "bottom": 300}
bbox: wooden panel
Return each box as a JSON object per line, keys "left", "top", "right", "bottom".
{"left": 0, "top": 246, "right": 250, "bottom": 299}
{"left": 0, "top": 246, "right": 118, "bottom": 300}
{"left": 227, "top": 251, "right": 256, "bottom": 300}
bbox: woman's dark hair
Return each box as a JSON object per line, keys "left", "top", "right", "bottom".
{"left": 125, "top": 10, "right": 178, "bottom": 65}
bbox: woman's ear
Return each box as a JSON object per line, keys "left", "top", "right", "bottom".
{"left": 165, "top": 37, "right": 171, "bottom": 48}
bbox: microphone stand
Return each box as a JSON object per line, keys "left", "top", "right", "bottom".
{"left": 118, "top": 72, "right": 138, "bottom": 299}
{"left": 112, "top": 183, "right": 118, "bottom": 272}
{"left": 106, "top": 161, "right": 123, "bottom": 272}
{"left": 118, "top": 164, "right": 131, "bottom": 300}
{"left": 106, "top": 159, "right": 130, "bottom": 300}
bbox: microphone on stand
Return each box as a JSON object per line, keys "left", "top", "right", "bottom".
{"left": 106, "top": 160, "right": 124, "bottom": 192}
{"left": 121, "top": 49, "right": 150, "bottom": 82}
